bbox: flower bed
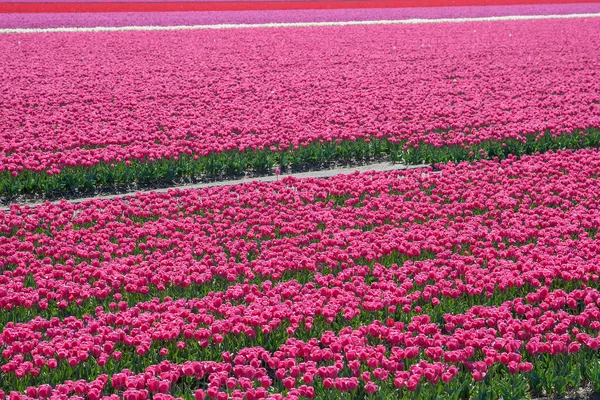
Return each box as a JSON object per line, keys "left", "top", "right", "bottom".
{"left": 2, "top": 0, "right": 598, "bottom": 13}
{"left": 1, "top": 18, "right": 599, "bottom": 196}
{"left": 2, "top": 3, "right": 600, "bottom": 29}
{"left": 2, "top": 148, "right": 600, "bottom": 398}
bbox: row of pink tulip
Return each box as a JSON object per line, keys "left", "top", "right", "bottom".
{"left": 1, "top": 19, "right": 599, "bottom": 177}
{"left": 2, "top": 149, "right": 600, "bottom": 313}
{"left": 6, "top": 284, "right": 600, "bottom": 399}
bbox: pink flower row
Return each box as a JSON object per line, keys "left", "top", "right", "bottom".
{"left": 2, "top": 148, "right": 600, "bottom": 312}
{"left": 7, "top": 284, "right": 600, "bottom": 399}
{"left": 1, "top": 18, "right": 599, "bottom": 174}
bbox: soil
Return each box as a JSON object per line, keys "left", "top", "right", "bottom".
{"left": 534, "top": 384, "right": 600, "bottom": 400}
{"left": 0, "top": 158, "right": 430, "bottom": 209}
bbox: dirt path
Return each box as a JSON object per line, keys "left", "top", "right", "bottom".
{"left": 0, "top": 161, "right": 429, "bottom": 211}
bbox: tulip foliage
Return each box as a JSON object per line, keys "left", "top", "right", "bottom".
{"left": 1, "top": 148, "right": 600, "bottom": 399}
{"left": 1, "top": 18, "right": 600, "bottom": 195}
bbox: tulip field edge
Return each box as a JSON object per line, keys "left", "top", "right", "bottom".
{"left": 1, "top": 128, "right": 600, "bottom": 200}
{"left": 0, "top": 162, "right": 430, "bottom": 210}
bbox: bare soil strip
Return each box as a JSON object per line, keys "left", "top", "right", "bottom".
{"left": 0, "top": 161, "right": 429, "bottom": 210}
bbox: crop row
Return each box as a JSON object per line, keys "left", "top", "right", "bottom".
{"left": 7, "top": 285, "right": 600, "bottom": 400}
{"left": 2, "top": 147, "right": 600, "bottom": 314}
{"left": 2, "top": 129, "right": 600, "bottom": 197}
{"left": 1, "top": 19, "right": 599, "bottom": 195}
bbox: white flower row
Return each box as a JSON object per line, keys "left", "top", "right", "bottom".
{"left": 1, "top": 12, "right": 600, "bottom": 34}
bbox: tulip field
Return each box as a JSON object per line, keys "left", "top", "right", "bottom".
{"left": 3, "top": 147, "right": 600, "bottom": 399}
{"left": 3, "top": 2, "right": 600, "bottom": 400}
{"left": 1, "top": 16, "right": 600, "bottom": 196}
